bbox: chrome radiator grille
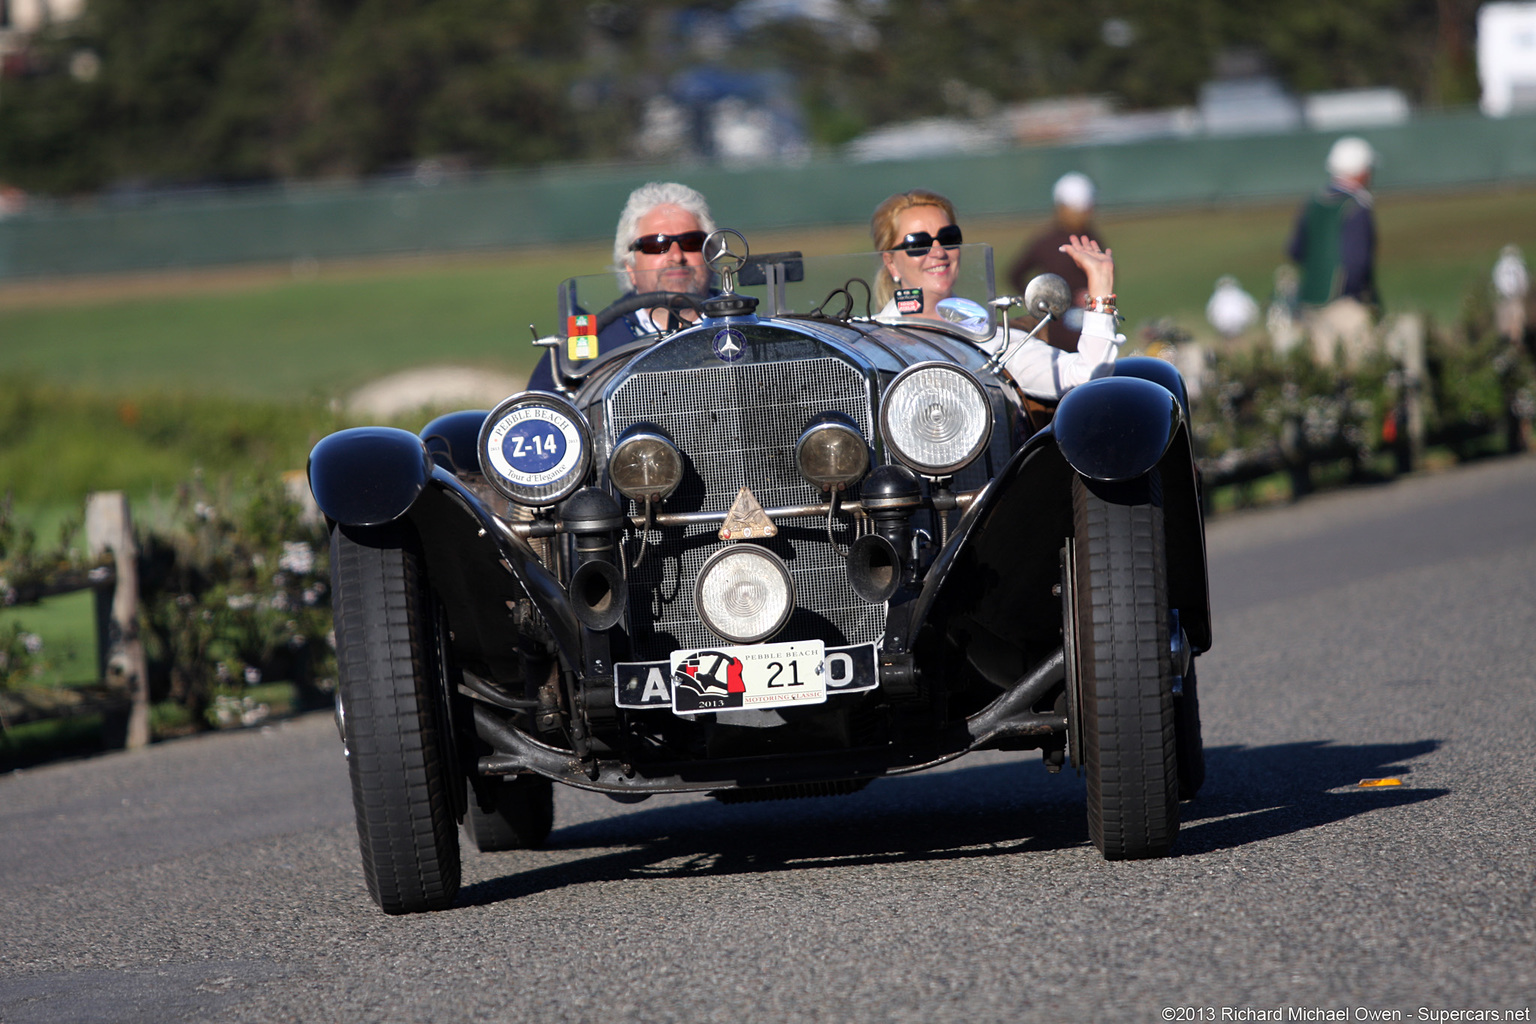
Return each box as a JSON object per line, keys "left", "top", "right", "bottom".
{"left": 608, "top": 357, "right": 885, "bottom": 658}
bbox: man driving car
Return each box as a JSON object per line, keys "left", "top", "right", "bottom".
{"left": 529, "top": 181, "right": 716, "bottom": 392}
{"left": 615, "top": 181, "right": 716, "bottom": 324}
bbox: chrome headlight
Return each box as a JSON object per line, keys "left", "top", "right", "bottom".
{"left": 796, "top": 412, "right": 870, "bottom": 492}
{"left": 878, "top": 362, "right": 992, "bottom": 476}
{"left": 609, "top": 424, "right": 684, "bottom": 502}
{"left": 478, "top": 392, "right": 592, "bottom": 506}
{"left": 694, "top": 545, "right": 795, "bottom": 644}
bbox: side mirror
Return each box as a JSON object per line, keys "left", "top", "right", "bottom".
{"left": 1024, "top": 273, "right": 1072, "bottom": 319}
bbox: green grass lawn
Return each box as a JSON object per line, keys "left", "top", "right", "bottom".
{"left": 0, "top": 588, "right": 99, "bottom": 687}
{"left": 2, "top": 187, "right": 1531, "bottom": 401}
{"left": 0, "top": 253, "right": 601, "bottom": 399}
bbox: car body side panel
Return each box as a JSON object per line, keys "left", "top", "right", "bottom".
{"left": 404, "top": 471, "right": 583, "bottom": 678}
{"left": 1158, "top": 428, "right": 1213, "bottom": 652}
{"left": 1113, "top": 355, "right": 1192, "bottom": 419}
{"left": 910, "top": 431, "right": 1077, "bottom": 694}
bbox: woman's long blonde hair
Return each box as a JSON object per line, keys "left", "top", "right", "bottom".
{"left": 869, "top": 189, "right": 959, "bottom": 307}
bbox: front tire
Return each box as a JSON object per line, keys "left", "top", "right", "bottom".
{"left": 333, "top": 524, "right": 461, "bottom": 914}
{"left": 1072, "top": 477, "right": 1179, "bottom": 860}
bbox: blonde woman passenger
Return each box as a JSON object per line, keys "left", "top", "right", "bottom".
{"left": 870, "top": 189, "right": 1123, "bottom": 400}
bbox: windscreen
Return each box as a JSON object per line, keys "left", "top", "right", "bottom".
{"left": 556, "top": 243, "right": 1000, "bottom": 344}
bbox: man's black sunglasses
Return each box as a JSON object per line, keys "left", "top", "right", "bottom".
{"left": 895, "top": 225, "right": 963, "bottom": 256}
{"left": 630, "top": 230, "right": 708, "bottom": 255}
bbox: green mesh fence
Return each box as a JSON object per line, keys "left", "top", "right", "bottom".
{"left": 2, "top": 109, "right": 1533, "bottom": 280}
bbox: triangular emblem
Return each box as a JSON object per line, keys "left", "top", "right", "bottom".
{"left": 719, "top": 486, "right": 777, "bottom": 540}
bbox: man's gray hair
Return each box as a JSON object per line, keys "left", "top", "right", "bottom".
{"left": 612, "top": 182, "right": 716, "bottom": 271}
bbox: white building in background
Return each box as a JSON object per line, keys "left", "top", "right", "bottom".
{"left": 1197, "top": 75, "right": 1303, "bottom": 135}
{"left": 1303, "top": 88, "right": 1411, "bottom": 131}
{"left": 1, "top": 0, "right": 85, "bottom": 71}
{"left": 1, "top": 0, "right": 85, "bottom": 32}
{"left": 1479, "top": 1, "right": 1536, "bottom": 116}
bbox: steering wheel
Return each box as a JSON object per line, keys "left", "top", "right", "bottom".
{"left": 594, "top": 291, "right": 707, "bottom": 333}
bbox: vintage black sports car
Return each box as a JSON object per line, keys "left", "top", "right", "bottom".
{"left": 308, "top": 234, "right": 1211, "bottom": 914}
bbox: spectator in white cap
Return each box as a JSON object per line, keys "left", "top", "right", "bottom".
{"left": 1008, "top": 171, "right": 1108, "bottom": 351}
{"left": 1286, "top": 136, "right": 1379, "bottom": 366}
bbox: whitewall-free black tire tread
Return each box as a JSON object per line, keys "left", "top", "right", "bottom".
{"left": 333, "top": 525, "right": 461, "bottom": 914}
{"left": 1072, "top": 477, "right": 1180, "bottom": 860}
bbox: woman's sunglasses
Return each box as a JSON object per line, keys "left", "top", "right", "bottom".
{"left": 895, "top": 225, "right": 963, "bottom": 256}
{"left": 629, "top": 230, "right": 708, "bottom": 255}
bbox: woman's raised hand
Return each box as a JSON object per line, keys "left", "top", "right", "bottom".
{"left": 1059, "top": 234, "right": 1114, "bottom": 298}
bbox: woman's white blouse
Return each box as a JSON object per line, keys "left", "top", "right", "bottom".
{"left": 981, "top": 310, "right": 1125, "bottom": 398}
{"left": 874, "top": 306, "right": 1125, "bottom": 399}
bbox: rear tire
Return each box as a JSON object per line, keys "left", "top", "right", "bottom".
{"left": 1072, "top": 477, "right": 1180, "bottom": 860}
{"left": 463, "top": 775, "right": 555, "bottom": 852}
{"left": 1175, "top": 660, "right": 1206, "bottom": 801}
{"left": 333, "top": 525, "right": 461, "bottom": 914}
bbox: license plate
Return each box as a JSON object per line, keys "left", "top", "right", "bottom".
{"left": 614, "top": 642, "right": 877, "bottom": 711}
{"left": 669, "top": 640, "right": 827, "bottom": 714}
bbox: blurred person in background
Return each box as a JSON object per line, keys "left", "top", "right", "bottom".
{"left": 1206, "top": 275, "right": 1260, "bottom": 341}
{"left": 1492, "top": 244, "right": 1529, "bottom": 348}
{"left": 0, "top": 183, "right": 28, "bottom": 218}
{"left": 1286, "top": 136, "right": 1379, "bottom": 368}
{"left": 1007, "top": 171, "right": 1107, "bottom": 352}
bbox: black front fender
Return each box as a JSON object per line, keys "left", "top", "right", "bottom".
{"left": 1112, "top": 355, "right": 1191, "bottom": 418}
{"left": 308, "top": 427, "right": 432, "bottom": 527}
{"left": 419, "top": 409, "right": 488, "bottom": 475}
{"left": 907, "top": 384, "right": 1212, "bottom": 692}
{"left": 1053, "top": 375, "right": 1182, "bottom": 482}
{"left": 310, "top": 425, "right": 584, "bottom": 674}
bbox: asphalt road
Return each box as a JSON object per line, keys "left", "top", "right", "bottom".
{"left": 3, "top": 455, "right": 1534, "bottom": 1024}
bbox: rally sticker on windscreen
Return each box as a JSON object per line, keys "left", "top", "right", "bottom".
{"left": 615, "top": 642, "right": 876, "bottom": 711}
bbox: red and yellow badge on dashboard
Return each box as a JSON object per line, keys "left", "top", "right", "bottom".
{"left": 567, "top": 314, "right": 598, "bottom": 361}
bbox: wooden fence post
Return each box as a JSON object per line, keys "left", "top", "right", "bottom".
{"left": 1383, "top": 313, "right": 1427, "bottom": 474}
{"left": 85, "top": 492, "right": 150, "bottom": 750}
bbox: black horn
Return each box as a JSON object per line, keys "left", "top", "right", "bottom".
{"left": 569, "top": 558, "right": 628, "bottom": 630}
{"left": 847, "top": 533, "right": 902, "bottom": 604}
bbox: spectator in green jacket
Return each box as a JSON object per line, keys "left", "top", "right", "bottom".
{"left": 1286, "top": 137, "right": 1378, "bottom": 367}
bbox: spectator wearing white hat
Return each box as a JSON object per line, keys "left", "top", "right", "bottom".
{"left": 1286, "top": 136, "right": 1379, "bottom": 367}
{"left": 1007, "top": 171, "right": 1108, "bottom": 352}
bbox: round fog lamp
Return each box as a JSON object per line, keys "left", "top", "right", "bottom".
{"left": 609, "top": 426, "right": 684, "bottom": 502}
{"left": 879, "top": 362, "right": 991, "bottom": 476}
{"left": 796, "top": 412, "right": 870, "bottom": 492}
{"left": 694, "top": 545, "right": 795, "bottom": 644}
